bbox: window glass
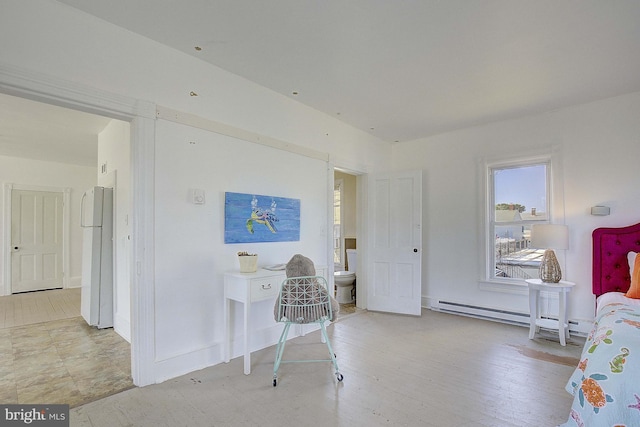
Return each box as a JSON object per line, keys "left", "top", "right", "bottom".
{"left": 494, "top": 164, "right": 547, "bottom": 221}
{"left": 490, "top": 163, "right": 548, "bottom": 281}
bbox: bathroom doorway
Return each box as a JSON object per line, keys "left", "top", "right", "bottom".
{"left": 333, "top": 169, "right": 358, "bottom": 313}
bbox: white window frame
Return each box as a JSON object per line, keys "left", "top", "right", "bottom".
{"left": 333, "top": 179, "right": 345, "bottom": 268}
{"left": 479, "top": 148, "right": 565, "bottom": 289}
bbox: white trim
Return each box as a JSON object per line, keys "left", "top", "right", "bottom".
{"left": 478, "top": 280, "right": 529, "bottom": 295}
{"left": 0, "top": 62, "right": 155, "bottom": 120}
{"left": 153, "top": 343, "right": 224, "bottom": 384}
{"left": 355, "top": 173, "right": 367, "bottom": 309}
{"left": 477, "top": 146, "right": 565, "bottom": 289}
{"left": 156, "top": 105, "right": 329, "bottom": 162}
{"left": 3, "top": 183, "right": 12, "bottom": 296}
{"left": 0, "top": 62, "right": 156, "bottom": 386}
{"left": 3, "top": 184, "right": 70, "bottom": 296}
{"left": 327, "top": 163, "right": 335, "bottom": 293}
{"left": 331, "top": 156, "right": 373, "bottom": 176}
{"left": 63, "top": 187, "right": 71, "bottom": 289}
{"left": 130, "top": 115, "right": 156, "bottom": 385}
{"left": 328, "top": 161, "right": 369, "bottom": 309}
{"left": 333, "top": 178, "right": 345, "bottom": 269}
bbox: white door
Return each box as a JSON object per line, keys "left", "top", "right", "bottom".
{"left": 11, "top": 190, "right": 64, "bottom": 293}
{"left": 367, "top": 170, "right": 422, "bottom": 315}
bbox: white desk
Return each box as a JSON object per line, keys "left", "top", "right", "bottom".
{"left": 224, "top": 267, "right": 327, "bottom": 374}
{"left": 526, "top": 278, "right": 575, "bottom": 346}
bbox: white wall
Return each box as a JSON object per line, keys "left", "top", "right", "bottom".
{"left": 154, "top": 120, "right": 329, "bottom": 367}
{"left": 393, "top": 91, "right": 640, "bottom": 328}
{"left": 1, "top": 0, "right": 391, "bottom": 383}
{"left": 0, "top": 155, "right": 96, "bottom": 294}
{"left": 98, "top": 119, "right": 131, "bottom": 342}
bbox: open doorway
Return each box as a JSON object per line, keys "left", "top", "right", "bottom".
{"left": 333, "top": 169, "right": 358, "bottom": 314}
{"left": 0, "top": 92, "right": 134, "bottom": 404}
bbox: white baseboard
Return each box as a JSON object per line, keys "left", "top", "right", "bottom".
{"left": 153, "top": 343, "right": 224, "bottom": 384}
{"left": 151, "top": 323, "right": 324, "bottom": 384}
{"left": 68, "top": 276, "right": 82, "bottom": 288}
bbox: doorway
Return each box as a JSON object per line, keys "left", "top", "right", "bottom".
{"left": 331, "top": 168, "right": 423, "bottom": 316}
{"left": 333, "top": 169, "right": 358, "bottom": 313}
{"left": 0, "top": 93, "right": 134, "bottom": 401}
{"left": 1, "top": 64, "right": 156, "bottom": 386}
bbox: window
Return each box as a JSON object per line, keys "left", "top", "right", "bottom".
{"left": 488, "top": 161, "right": 549, "bottom": 282}
{"left": 333, "top": 179, "right": 344, "bottom": 266}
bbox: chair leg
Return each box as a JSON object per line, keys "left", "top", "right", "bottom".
{"left": 320, "top": 321, "right": 342, "bottom": 381}
{"left": 273, "top": 323, "right": 291, "bottom": 384}
{"left": 320, "top": 321, "right": 326, "bottom": 343}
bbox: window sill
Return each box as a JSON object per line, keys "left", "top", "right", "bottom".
{"left": 478, "top": 279, "right": 529, "bottom": 295}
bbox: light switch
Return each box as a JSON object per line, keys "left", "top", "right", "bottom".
{"left": 193, "top": 189, "right": 205, "bottom": 205}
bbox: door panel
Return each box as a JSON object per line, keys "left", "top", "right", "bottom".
{"left": 367, "top": 170, "right": 422, "bottom": 315}
{"left": 11, "top": 190, "right": 63, "bottom": 293}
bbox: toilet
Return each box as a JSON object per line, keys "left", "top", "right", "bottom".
{"left": 334, "top": 249, "right": 357, "bottom": 303}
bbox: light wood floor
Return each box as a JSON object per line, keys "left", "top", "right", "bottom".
{"left": 71, "top": 308, "right": 584, "bottom": 427}
{"left": 0, "top": 288, "right": 81, "bottom": 329}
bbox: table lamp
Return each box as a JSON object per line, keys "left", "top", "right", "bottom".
{"left": 530, "top": 224, "right": 569, "bottom": 283}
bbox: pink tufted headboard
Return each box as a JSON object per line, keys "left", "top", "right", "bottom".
{"left": 592, "top": 222, "right": 640, "bottom": 297}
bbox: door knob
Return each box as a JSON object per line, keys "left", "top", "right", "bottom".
{"left": 413, "top": 248, "right": 418, "bottom": 253}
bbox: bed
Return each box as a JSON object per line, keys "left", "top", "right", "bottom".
{"left": 560, "top": 222, "right": 640, "bottom": 427}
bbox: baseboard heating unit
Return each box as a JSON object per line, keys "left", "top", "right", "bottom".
{"left": 431, "top": 300, "right": 587, "bottom": 335}
{"left": 432, "top": 300, "right": 530, "bottom": 326}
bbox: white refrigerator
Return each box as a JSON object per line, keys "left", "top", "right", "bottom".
{"left": 80, "top": 186, "right": 114, "bottom": 329}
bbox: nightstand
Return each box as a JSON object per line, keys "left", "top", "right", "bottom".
{"left": 526, "top": 278, "right": 576, "bottom": 346}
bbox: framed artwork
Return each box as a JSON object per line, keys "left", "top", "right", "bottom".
{"left": 224, "top": 192, "right": 300, "bottom": 243}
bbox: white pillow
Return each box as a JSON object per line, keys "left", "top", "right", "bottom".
{"left": 629, "top": 251, "right": 638, "bottom": 277}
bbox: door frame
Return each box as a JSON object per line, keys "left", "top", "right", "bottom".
{"left": 0, "top": 62, "right": 156, "bottom": 386}
{"left": 328, "top": 159, "right": 370, "bottom": 309}
{"left": 3, "top": 184, "right": 70, "bottom": 295}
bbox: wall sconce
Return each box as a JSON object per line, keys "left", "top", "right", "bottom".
{"left": 591, "top": 206, "right": 610, "bottom": 216}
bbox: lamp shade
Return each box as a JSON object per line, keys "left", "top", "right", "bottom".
{"left": 530, "top": 224, "right": 569, "bottom": 250}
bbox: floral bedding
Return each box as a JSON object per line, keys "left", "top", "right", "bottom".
{"left": 560, "top": 301, "right": 640, "bottom": 426}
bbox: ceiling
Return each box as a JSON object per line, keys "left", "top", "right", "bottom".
{"left": 55, "top": 0, "right": 640, "bottom": 143}
{"left": 3, "top": 1, "right": 640, "bottom": 165}
{"left": 0, "top": 92, "right": 111, "bottom": 166}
